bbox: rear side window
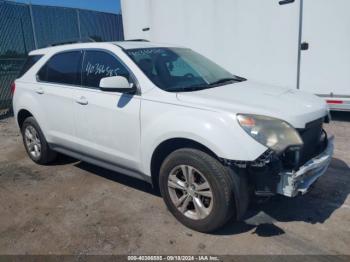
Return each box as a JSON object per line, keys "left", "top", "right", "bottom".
{"left": 18, "top": 55, "right": 43, "bottom": 78}
{"left": 82, "top": 51, "right": 130, "bottom": 89}
{"left": 38, "top": 51, "right": 82, "bottom": 86}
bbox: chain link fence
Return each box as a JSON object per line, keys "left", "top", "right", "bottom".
{"left": 0, "top": 0, "right": 124, "bottom": 120}
{"left": 0, "top": 59, "right": 25, "bottom": 118}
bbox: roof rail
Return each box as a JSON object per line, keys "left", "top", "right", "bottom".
{"left": 49, "top": 37, "right": 97, "bottom": 47}
{"left": 125, "top": 39, "right": 150, "bottom": 42}
{"left": 47, "top": 38, "right": 150, "bottom": 48}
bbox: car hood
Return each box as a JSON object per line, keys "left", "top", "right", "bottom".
{"left": 176, "top": 80, "right": 328, "bottom": 128}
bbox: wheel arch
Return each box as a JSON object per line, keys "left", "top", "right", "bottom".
{"left": 150, "top": 137, "right": 220, "bottom": 191}
{"left": 149, "top": 137, "right": 249, "bottom": 221}
{"left": 17, "top": 109, "right": 34, "bottom": 129}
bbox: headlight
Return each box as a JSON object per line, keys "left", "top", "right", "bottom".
{"left": 237, "top": 114, "right": 303, "bottom": 153}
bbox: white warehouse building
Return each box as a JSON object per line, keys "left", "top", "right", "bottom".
{"left": 121, "top": 0, "right": 350, "bottom": 111}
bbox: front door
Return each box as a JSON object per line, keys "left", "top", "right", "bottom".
{"left": 73, "top": 50, "right": 142, "bottom": 171}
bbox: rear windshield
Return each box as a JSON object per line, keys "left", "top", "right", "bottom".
{"left": 18, "top": 55, "right": 43, "bottom": 78}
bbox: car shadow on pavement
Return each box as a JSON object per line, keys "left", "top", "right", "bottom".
{"left": 72, "top": 156, "right": 349, "bottom": 237}
{"left": 49, "top": 154, "right": 80, "bottom": 166}
{"left": 74, "top": 161, "right": 158, "bottom": 196}
{"left": 215, "top": 157, "right": 350, "bottom": 237}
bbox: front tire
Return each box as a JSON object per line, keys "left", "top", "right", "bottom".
{"left": 21, "top": 117, "right": 57, "bottom": 165}
{"left": 159, "top": 148, "right": 237, "bottom": 233}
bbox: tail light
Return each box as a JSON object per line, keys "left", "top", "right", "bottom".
{"left": 10, "top": 82, "right": 16, "bottom": 95}
{"left": 326, "top": 100, "right": 343, "bottom": 104}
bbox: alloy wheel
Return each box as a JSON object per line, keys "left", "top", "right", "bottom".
{"left": 24, "top": 125, "right": 42, "bottom": 159}
{"left": 167, "top": 165, "right": 213, "bottom": 220}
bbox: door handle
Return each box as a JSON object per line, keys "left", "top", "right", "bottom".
{"left": 35, "top": 87, "right": 44, "bottom": 94}
{"left": 75, "top": 96, "right": 88, "bottom": 105}
{"left": 279, "top": 0, "right": 295, "bottom": 5}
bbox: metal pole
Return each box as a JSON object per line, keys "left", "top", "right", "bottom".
{"left": 296, "top": 0, "right": 304, "bottom": 90}
{"left": 19, "top": 17, "right": 28, "bottom": 54}
{"left": 28, "top": 0, "right": 38, "bottom": 49}
{"left": 77, "top": 9, "right": 82, "bottom": 41}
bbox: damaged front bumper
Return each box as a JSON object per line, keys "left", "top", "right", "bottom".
{"left": 276, "top": 136, "right": 334, "bottom": 197}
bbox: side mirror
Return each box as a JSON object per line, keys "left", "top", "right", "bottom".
{"left": 99, "top": 76, "right": 135, "bottom": 93}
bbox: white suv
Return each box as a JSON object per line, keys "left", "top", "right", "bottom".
{"left": 13, "top": 41, "right": 334, "bottom": 232}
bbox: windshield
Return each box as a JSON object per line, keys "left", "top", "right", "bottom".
{"left": 126, "top": 48, "right": 245, "bottom": 92}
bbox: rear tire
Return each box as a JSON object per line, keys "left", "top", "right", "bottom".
{"left": 21, "top": 117, "right": 57, "bottom": 165}
{"left": 159, "top": 148, "right": 238, "bottom": 233}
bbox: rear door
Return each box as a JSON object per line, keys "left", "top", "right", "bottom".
{"left": 300, "top": 0, "right": 350, "bottom": 97}
{"left": 72, "top": 50, "right": 142, "bottom": 170}
{"left": 37, "top": 50, "right": 82, "bottom": 147}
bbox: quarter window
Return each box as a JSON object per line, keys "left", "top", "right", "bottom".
{"left": 82, "top": 51, "right": 130, "bottom": 89}
{"left": 38, "top": 51, "right": 82, "bottom": 86}
{"left": 18, "top": 55, "right": 43, "bottom": 78}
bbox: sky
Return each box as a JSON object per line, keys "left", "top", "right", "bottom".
{"left": 11, "top": 0, "right": 121, "bottom": 14}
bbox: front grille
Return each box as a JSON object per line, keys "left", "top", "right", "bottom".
{"left": 297, "top": 117, "right": 325, "bottom": 166}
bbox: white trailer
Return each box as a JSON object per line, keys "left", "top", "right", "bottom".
{"left": 121, "top": 0, "right": 350, "bottom": 111}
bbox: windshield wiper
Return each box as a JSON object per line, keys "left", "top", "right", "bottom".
{"left": 166, "top": 85, "right": 209, "bottom": 92}
{"left": 209, "top": 77, "right": 244, "bottom": 86}
{"left": 165, "top": 76, "right": 247, "bottom": 92}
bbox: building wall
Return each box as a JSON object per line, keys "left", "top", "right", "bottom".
{"left": 121, "top": 0, "right": 301, "bottom": 89}
{"left": 0, "top": 0, "right": 124, "bottom": 119}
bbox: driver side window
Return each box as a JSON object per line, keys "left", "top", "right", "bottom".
{"left": 82, "top": 50, "right": 131, "bottom": 89}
